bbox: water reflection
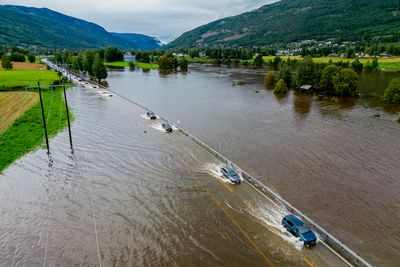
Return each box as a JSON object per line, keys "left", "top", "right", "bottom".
{"left": 293, "top": 92, "right": 313, "bottom": 117}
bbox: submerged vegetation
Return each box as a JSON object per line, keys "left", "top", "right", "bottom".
{"left": 383, "top": 78, "right": 400, "bottom": 104}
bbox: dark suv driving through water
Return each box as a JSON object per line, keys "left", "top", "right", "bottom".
{"left": 146, "top": 111, "right": 157, "bottom": 120}
{"left": 220, "top": 166, "right": 241, "bottom": 184}
{"left": 162, "top": 122, "right": 173, "bottom": 133}
{"left": 282, "top": 214, "right": 317, "bottom": 246}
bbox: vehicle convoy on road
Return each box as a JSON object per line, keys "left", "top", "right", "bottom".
{"left": 282, "top": 214, "right": 317, "bottom": 246}
{"left": 162, "top": 122, "right": 173, "bottom": 132}
{"left": 147, "top": 111, "right": 157, "bottom": 120}
{"left": 221, "top": 166, "right": 241, "bottom": 184}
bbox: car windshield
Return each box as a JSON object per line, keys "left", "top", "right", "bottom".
{"left": 228, "top": 170, "right": 237, "bottom": 176}
{"left": 297, "top": 224, "right": 311, "bottom": 234}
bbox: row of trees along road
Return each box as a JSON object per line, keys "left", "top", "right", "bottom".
{"left": 54, "top": 49, "right": 108, "bottom": 83}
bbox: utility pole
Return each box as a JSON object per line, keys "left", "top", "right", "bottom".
{"left": 38, "top": 81, "right": 50, "bottom": 155}
{"left": 63, "top": 82, "right": 74, "bottom": 153}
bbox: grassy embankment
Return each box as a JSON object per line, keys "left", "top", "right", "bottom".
{"left": 262, "top": 56, "right": 400, "bottom": 71}
{"left": 105, "top": 61, "right": 159, "bottom": 70}
{"left": 0, "top": 66, "right": 71, "bottom": 172}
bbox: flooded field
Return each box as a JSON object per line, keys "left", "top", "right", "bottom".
{"left": 0, "top": 65, "right": 398, "bottom": 266}
{"left": 106, "top": 65, "right": 400, "bottom": 266}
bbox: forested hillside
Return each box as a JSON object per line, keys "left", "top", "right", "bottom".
{"left": 0, "top": 5, "right": 161, "bottom": 50}
{"left": 167, "top": 0, "right": 400, "bottom": 48}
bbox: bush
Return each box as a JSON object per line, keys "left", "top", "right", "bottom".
{"left": 277, "top": 64, "right": 292, "bottom": 88}
{"left": 382, "top": 78, "right": 400, "bottom": 104}
{"left": 1, "top": 55, "right": 13, "bottom": 69}
{"left": 332, "top": 68, "right": 359, "bottom": 97}
{"left": 274, "top": 79, "right": 288, "bottom": 94}
{"left": 320, "top": 64, "right": 340, "bottom": 95}
{"left": 27, "top": 55, "right": 36, "bottom": 63}
{"left": 264, "top": 70, "right": 276, "bottom": 88}
{"left": 294, "top": 56, "right": 319, "bottom": 88}
{"left": 351, "top": 59, "right": 363, "bottom": 72}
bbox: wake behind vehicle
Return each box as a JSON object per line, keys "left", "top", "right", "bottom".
{"left": 146, "top": 111, "right": 157, "bottom": 120}
{"left": 220, "top": 166, "right": 241, "bottom": 184}
{"left": 162, "top": 122, "right": 173, "bottom": 133}
{"left": 282, "top": 214, "right": 317, "bottom": 246}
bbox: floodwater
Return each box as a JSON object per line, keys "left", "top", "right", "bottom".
{"left": 106, "top": 65, "right": 400, "bottom": 266}
{"left": 0, "top": 65, "right": 398, "bottom": 266}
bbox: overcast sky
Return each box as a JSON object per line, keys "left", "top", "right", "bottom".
{"left": 1, "top": 0, "right": 278, "bottom": 43}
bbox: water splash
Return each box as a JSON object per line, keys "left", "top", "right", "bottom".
{"left": 247, "top": 202, "right": 305, "bottom": 250}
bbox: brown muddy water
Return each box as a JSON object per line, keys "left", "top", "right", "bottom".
{"left": 106, "top": 65, "right": 400, "bottom": 266}
{"left": 0, "top": 65, "right": 398, "bottom": 266}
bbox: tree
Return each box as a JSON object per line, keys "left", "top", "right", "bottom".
{"left": 332, "top": 68, "right": 359, "bottom": 97}
{"left": 382, "top": 78, "right": 400, "bottom": 104}
{"left": 178, "top": 57, "right": 188, "bottom": 71}
{"left": 104, "top": 47, "right": 124, "bottom": 62}
{"left": 274, "top": 79, "right": 288, "bottom": 94}
{"left": 364, "top": 60, "right": 373, "bottom": 73}
{"left": 27, "top": 55, "right": 35, "bottom": 63}
{"left": 277, "top": 64, "right": 292, "bottom": 88}
{"left": 271, "top": 56, "right": 282, "bottom": 70}
{"left": 54, "top": 51, "right": 63, "bottom": 64}
{"left": 83, "top": 51, "right": 95, "bottom": 75}
{"left": 320, "top": 64, "right": 340, "bottom": 95}
{"left": 92, "top": 54, "right": 107, "bottom": 83}
{"left": 254, "top": 54, "right": 264, "bottom": 68}
{"left": 72, "top": 56, "right": 83, "bottom": 72}
{"left": 158, "top": 55, "right": 169, "bottom": 70}
{"left": 264, "top": 70, "right": 276, "bottom": 88}
{"left": 295, "top": 56, "right": 318, "bottom": 88}
{"left": 351, "top": 59, "right": 363, "bottom": 72}
{"left": 371, "top": 58, "right": 379, "bottom": 72}
{"left": 1, "top": 55, "right": 13, "bottom": 70}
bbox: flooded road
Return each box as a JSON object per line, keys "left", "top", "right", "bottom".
{"left": 0, "top": 83, "right": 352, "bottom": 266}
{"left": 105, "top": 65, "right": 400, "bottom": 266}
{"left": 0, "top": 64, "right": 398, "bottom": 266}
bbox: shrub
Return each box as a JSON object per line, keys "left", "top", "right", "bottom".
{"left": 383, "top": 78, "right": 400, "bottom": 104}
{"left": 320, "top": 64, "right": 340, "bottom": 95}
{"left": 1, "top": 55, "right": 13, "bottom": 69}
{"left": 277, "top": 64, "right": 292, "bottom": 88}
{"left": 332, "top": 68, "right": 359, "bottom": 97}
{"left": 264, "top": 70, "right": 276, "bottom": 88}
{"left": 274, "top": 79, "right": 288, "bottom": 94}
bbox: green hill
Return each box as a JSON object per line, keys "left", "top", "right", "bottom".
{"left": 167, "top": 0, "right": 400, "bottom": 48}
{"left": 0, "top": 5, "right": 161, "bottom": 50}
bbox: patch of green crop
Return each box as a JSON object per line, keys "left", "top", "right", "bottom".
{"left": 0, "top": 70, "right": 59, "bottom": 90}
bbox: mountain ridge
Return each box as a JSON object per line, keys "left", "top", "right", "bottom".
{"left": 0, "top": 5, "right": 161, "bottom": 50}
{"left": 167, "top": 0, "right": 400, "bottom": 48}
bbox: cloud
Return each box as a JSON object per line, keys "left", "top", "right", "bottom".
{"left": 2, "top": 0, "right": 278, "bottom": 42}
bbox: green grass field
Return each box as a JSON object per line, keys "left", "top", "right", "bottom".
{"left": 105, "top": 61, "right": 159, "bottom": 69}
{"left": 0, "top": 89, "right": 71, "bottom": 172}
{"left": 262, "top": 56, "right": 400, "bottom": 71}
{"left": 0, "top": 69, "right": 59, "bottom": 90}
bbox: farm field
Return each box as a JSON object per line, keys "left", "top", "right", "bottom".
{"left": 0, "top": 69, "right": 59, "bottom": 90}
{"left": 105, "top": 61, "right": 159, "bottom": 69}
{"left": 0, "top": 89, "right": 69, "bottom": 172}
{"left": 263, "top": 56, "right": 400, "bottom": 71}
{"left": 0, "top": 92, "right": 39, "bottom": 133}
{"left": 0, "top": 62, "right": 47, "bottom": 70}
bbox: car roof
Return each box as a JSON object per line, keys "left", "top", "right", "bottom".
{"left": 284, "top": 214, "right": 305, "bottom": 226}
{"left": 222, "top": 166, "right": 236, "bottom": 172}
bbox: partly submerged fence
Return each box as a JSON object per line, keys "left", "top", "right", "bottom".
{"left": 51, "top": 62, "right": 373, "bottom": 267}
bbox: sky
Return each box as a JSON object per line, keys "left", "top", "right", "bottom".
{"left": 1, "top": 0, "right": 278, "bottom": 43}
